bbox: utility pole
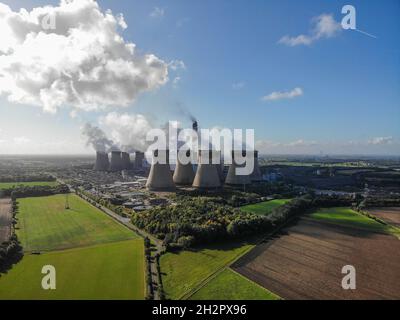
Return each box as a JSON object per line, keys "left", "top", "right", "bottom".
{"left": 65, "top": 193, "right": 70, "bottom": 210}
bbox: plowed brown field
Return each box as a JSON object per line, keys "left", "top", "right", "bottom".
{"left": 367, "top": 207, "right": 400, "bottom": 227}
{"left": 233, "top": 218, "right": 400, "bottom": 300}
{"left": 0, "top": 198, "right": 12, "bottom": 242}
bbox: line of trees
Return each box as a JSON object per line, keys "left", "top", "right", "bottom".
{"left": 1, "top": 185, "right": 69, "bottom": 199}
{"left": 0, "top": 200, "right": 23, "bottom": 273}
{"left": 131, "top": 195, "right": 314, "bottom": 251}
{"left": 0, "top": 175, "right": 56, "bottom": 183}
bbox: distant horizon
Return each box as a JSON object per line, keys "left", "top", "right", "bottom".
{"left": 1, "top": 153, "right": 399, "bottom": 159}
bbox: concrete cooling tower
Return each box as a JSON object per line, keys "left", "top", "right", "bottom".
{"left": 110, "top": 151, "right": 123, "bottom": 171}
{"left": 192, "top": 150, "right": 222, "bottom": 189}
{"left": 173, "top": 150, "right": 195, "bottom": 185}
{"left": 146, "top": 150, "right": 176, "bottom": 191}
{"left": 121, "top": 152, "right": 131, "bottom": 170}
{"left": 94, "top": 152, "right": 109, "bottom": 171}
{"left": 134, "top": 151, "right": 145, "bottom": 169}
{"left": 250, "top": 150, "right": 262, "bottom": 182}
{"left": 225, "top": 151, "right": 252, "bottom": 185}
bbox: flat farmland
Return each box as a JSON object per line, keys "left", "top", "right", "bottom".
{"left": 233, "top": 210, "right": 400, "bottom": 300}
{"left": 367, "top": 207, "right": 400, "bottom": 227}
{"left": 189, "top": 269, "right": 279, "bottom": 300}
{"left": 0, "top": 181, "right": 58, "bottom": 190}
{"left": 0, "top": 239, "right": 145, "bottom": 300}
{"left": 240, "top": 199, "right": 291, "bottom": 216}
{"left": 0, "top": 198, "right": 12, "bottom": 242}
{"left": 17, "top": 194, "right": 136, "bottom": 251}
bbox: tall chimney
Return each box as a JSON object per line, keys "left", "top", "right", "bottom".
{"left": 173, "top": 150, "right": 195, "bottom": 185}
{"left": 94, "top": 151, "right": 109, "bottom": 171}
{"left": 225, "top": 151, "right": 252, "bottom": 186}
{"left": 250, "top": 150, "right": 262, "bottom": 182}
{"left": 110, "top": 151, "right": 123, "bottom": 171}
{"left": 146, "top": 150, "right": 176, "bottom": 191}
{"left": 121, "top": 152, "right": 131, "bottom": 170}
{"left": 192, "top": 150, "right": 222, "bottom": 189}
{"left": 134, "top": 151, "right": 145, "bottom": 169}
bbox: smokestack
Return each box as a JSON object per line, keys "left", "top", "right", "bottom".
{"left": 146, "top": 150, "right": 176, "bottom": 191}
{"left": 110, "top": 151, "right": 123, "bottom": 171}
{"left": 192, "top": 120, "right": 198, "bottom": 133}
{"left": 94, "top": 151, "right": 109, "bottom": 171}
{"left": 192, "top": 150, "right": 222, "bottom": 189}
{"left": 121, "top": 152, "right": 131, "bottom": 170}
{"left": 134, "top": 151, "right": 145, "bottom": 169}
{"left": 225, "top": 151, "right": 252, "bottom": 186}
{"left": 173, "top": 150, "right": 195, "bottom": 185}
{"left": 250, "top": 151, "right": 262, "bottom": 182}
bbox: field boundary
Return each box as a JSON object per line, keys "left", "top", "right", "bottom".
{"left": 304, "top": 210, "right": 400, "bottom": 239}
{"left": 181, "top": 213, "right": 301, "bottom": 300}
{"left": 229, "top": 268, "right": 282, "bottom": 299}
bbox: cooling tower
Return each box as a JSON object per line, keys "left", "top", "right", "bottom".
{"left": 134, "top": 151, "right": 145, "bottom": 169}
{"left": 250, "top": 150, "right": 262, "bottom": 182}
{"left": 225, "top": 151, "right": 252, "bottom": 185}
{"left": 146, "top": 150, "right": 176, "bottom": 191}
{"left": 173, "top": 150, "right": 195, "bottom": 185}
{"left": 121, "top": 152, "right": 131, "bottom": 170}
{"left": 110, "top": 151, "right": 123, "bottom": 171}
{"left": 94, "top": 151, "right": 109, "bottom": 171}
{"left": 192, "top": 150, "right": 222, "bottom": 189}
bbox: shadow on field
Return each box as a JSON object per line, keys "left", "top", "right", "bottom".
{"left": 0, "top": 251, "right": 24, "bottom": 276}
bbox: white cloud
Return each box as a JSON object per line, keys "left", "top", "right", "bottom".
{"left": 368, "top": 136, "right": 393, "bottom": 145}
{"left": 150, "top": 7, "right": 165, "bottom": 18}
{"left": 262, "top": 87, "right": 303, "bottom": 102}
{"left": 279, "top": 14, "right": 341, "bottom": 46}
{"left": 169, "top": 60, "right": 186, "bottom": 71}
{"left": 0, "top": 0, "right": 169, "bottom": 113}
{"left": 232, "top": 82, "right": 245, "bottom": 90}
{"left": 13, "top": 136, "right": 31, "bottom": 144}
{"left": 99, "top": 112, "right": 154, "bottom": 152}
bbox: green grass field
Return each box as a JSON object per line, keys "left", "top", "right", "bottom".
{"left": 309, "top": 207, "right": 393, "bottom": 234}
{"left": 0, "top": 181, "right": 58, "bottom": 190}
{"left": 0, "top": 239, "right": 145, "bottom": 300}
{"left": 240, "top": 199, "right": 291, "bottom": 216}
{"left": 161, "top": 241, "right": 256, "bottom": 299}
{"left": 17, "top": 194, "right": 137, "bottom": 251}
{"left": 189, "top": 269, "right": 279, "bottom": 300}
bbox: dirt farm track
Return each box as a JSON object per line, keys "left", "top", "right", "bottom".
{"left": 0, "top": 198, "right": 12, "bottom": 243}
{"left": 232, "top": 217, "right": 400, "bottom": 300}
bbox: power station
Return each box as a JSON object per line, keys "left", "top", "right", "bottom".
{"left": 192, "top": 150, "right": 222, "bottom": 189}
{"left": 225, "top": 151, "right": 252, "bottom": 186}
{"left": 146, "top": 150, "right": 176, "bottom": 191}
{"left": 110, "top": 151, "right": 123, "bottom": 171}
{"left": 173, "top": 150, "right": 195, "bottom": 185}
{"left": 94, "top": 151, "right": 110, "bottom": 171}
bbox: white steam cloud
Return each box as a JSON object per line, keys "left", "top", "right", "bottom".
{"left": 0, "top": 0, "right": 169, "bottom": 113}
{"left": 99, "top": 112, "right": 154, "bottom": 152}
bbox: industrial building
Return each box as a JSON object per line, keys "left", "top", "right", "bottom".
{"left": 225, "top": 151, "right": 252, "bottom": 186}
{"left": 146, "top": 150, "right": 176, "bottom": 191}
{"left": 192, "top": 150, "right": 222, "bottom": 189}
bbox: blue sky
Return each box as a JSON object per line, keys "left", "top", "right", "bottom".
{"left": 0, "top": 0, "right": 399, "bottom": 155}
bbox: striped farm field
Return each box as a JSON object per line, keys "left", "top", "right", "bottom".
{"left": 16, "top": 194, "right": 137, "bottom": 251}
{"left": 0, "top": 239, "right": 145, "bottom": 300}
